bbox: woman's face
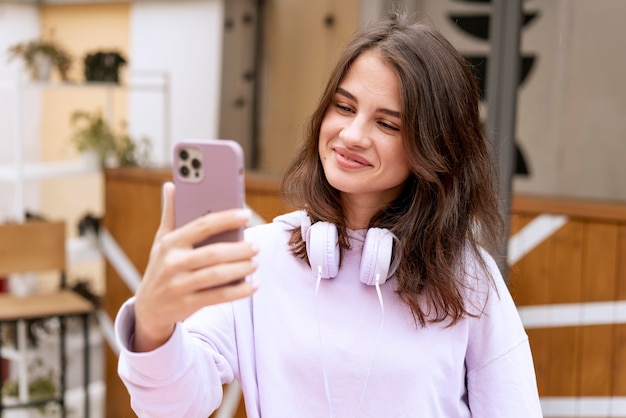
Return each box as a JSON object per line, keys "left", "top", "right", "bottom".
{"left": 319, "top": 49, "right": 411, "bottom": 209}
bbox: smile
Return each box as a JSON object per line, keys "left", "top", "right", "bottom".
{"left": 333, "top": 147, "right": 372, "bottom": 169}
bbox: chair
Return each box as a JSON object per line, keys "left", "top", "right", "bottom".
{"left": 0, "top": 220, "right": 94, "bottom": 417}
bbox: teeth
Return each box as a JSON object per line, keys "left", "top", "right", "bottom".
{"left": 342, "top": 153, "right": 358, "bottom": 163}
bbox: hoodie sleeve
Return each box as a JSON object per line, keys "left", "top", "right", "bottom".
{"left": 115, "top": 298, "right": 237, "bottom": 418}
{"left": 464, "top": 254, "right": 543, "bottom": 417}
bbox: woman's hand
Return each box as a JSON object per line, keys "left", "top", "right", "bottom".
{"left": 133, "top": 182, "right": 259, "bottom": 352}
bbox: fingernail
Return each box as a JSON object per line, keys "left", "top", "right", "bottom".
{"left": 236, "top": 208, "right": 252, "bottom": 220}
{"left": 161, "top": 183, "right": 168, "bottom": 211}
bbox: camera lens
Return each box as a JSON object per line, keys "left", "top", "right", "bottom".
{"left": 179, "top": 149, "right": 189, "bottom": 160}
{"left": 191, "top": 158, "right": 201, "bottom": 169}
{"left": 180, "top": 166, "right": 189, "bottom": 177}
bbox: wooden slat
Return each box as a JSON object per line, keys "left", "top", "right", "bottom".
{"left": 510, "top": 213, "right": 552, "bottom": 397}
{"left": 578, "top": 222, "right": 619, "bottom": 396}
{"left": 0, "top": 221, "right": 65, "bottom": 275}
{"left": 550, "top": 220, "right": 584, "bottom": 305}
{"left": 546, "top": 221, "right": 584, "bottom": 396}
{"left": 613, "top": 325, "right": 626, "bottom": 396}
{"left": 547, "top": 327, "right": 581, "bottom": 396}
{"left": 581, "top": 222, "right": 618, "bottom": 303}
{"left": 0, "top": 290, "right": 92, "bottom": 320}
{"left": 612, "top": 225, "right": 626, "bottom": 395}
{"left": 103, "top": 166, "right": 170, "bottom": 185}
{"left": 509, "top": 215, "right": 542, "bottom": 305}
{"left": 509, "top": 214, "right": 551, "bottom": 306}
{"left": 513, "top": 194, "right": 626, "bottom": 223}
{"left": 579, "top": 325, "right": 614, "bottom": 396}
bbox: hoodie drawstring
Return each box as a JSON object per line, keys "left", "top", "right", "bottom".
{"left": 315, "top": 266, "right": 334, "bottom": 418}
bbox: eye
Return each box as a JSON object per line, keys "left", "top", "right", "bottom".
{"left": 378, "top": 120, "right": 400, "bottom": 132}
{"left": 335, "top": 103, "right": 353, "bottom": 114}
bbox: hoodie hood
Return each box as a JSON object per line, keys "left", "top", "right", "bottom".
{"left": 272, "top": 210, "right": 309, "bottom": 230}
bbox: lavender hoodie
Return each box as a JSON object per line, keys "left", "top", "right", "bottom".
{"left": 115, "top": 211, "right": 542, "bottom": 417}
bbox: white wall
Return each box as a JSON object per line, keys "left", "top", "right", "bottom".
{"left": 514, "top": 0, "right": 626, "bottom": 200}
{"left": 128, "top": 0, "right": 224, "bottom": 166}
{"left": 0, "top": 4, "right": 42, "bottom": 220}
{"left": 414, "top": 0, "right": 626, "bottom": 201}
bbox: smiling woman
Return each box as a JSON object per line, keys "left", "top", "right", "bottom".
{"left": 115, "top": 11, "right": 542, "bottom": 418}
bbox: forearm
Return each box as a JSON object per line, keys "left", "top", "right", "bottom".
{"left": 115, "top": 299, "right": 233, "bottom": 417}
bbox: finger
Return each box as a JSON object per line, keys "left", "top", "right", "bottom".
{"left": 155, "top": 182, "right": 176, "bottom": 241}
{"left": 170, "top": 208, "right": 251, "bottom": 248}
{"left": 182, "top": 259, "right": 258, "bottom": 293}
{"left": 182, "top": 241, "right": 259, "bottom": 272}
{"left": 187, "top": 279, "right": 259, "bottom": 309}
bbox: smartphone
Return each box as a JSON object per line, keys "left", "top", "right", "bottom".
{"left": 172, "top": 139, "right": 245, "bottom": 247}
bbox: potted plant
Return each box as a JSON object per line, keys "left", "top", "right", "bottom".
{"left": 7, "top": 33, "right": 72, "bottom": 81}
{"left": 84, "top": 50, "right": 127, "bottom": 83}
{"left": 1, "top": 358, "right": 58, "bottom": 417}
{"left": 70, "top": 109, "right": 151, "bottom": 168}
{"left": 70, "top": 110, "right": 117, "bottom": 168}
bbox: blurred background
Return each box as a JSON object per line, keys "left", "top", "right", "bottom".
{"left": 0, "top": 0, "right": 625, "bottom": 417}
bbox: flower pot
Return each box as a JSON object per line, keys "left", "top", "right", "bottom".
{"left": 31, "top": 52, "right": 53, "bottom": 81}
{"left": 81, "top": 150, "right": 101, "bottom": 170}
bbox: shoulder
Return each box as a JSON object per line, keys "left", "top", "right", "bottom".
{"left": 462, "top": 246, "right": 528, "bottom": 353}
{"left": 461, "top": 248, "right": 514, "bottom": 316}
{"left": 461, "top": 249, "right": 531, "bottom": 387}
{"left": 244, "top": 210, "right": 304, "bottom": 244}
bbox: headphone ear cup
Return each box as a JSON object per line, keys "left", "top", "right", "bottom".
{"left": 359, "top": 228, "right": 394, "bottom": 286}
{"left": 307, "top": 222, "right": 339, "bottom": 279}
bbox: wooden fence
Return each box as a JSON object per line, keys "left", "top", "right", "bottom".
{"left": 509, "top": 194, "right": 626, "bottom": 417}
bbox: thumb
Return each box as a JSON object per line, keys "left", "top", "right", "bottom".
{"left": 155, "top": 181, "right": 176, "bottom": 240}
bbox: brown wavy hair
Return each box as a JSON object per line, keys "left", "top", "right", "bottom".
{"left": 281, "top": 12, "right": 503, "bottom": 326}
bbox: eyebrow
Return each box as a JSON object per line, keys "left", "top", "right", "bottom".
{"left": 336, "top": 87, "right": 401, "bottom": 119}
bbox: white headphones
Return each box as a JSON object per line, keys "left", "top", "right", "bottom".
{"left": 300, "top": 213, "right": 396, "bottom": 285}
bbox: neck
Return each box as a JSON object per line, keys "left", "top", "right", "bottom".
{"left": 342, "top": 195, "right": 382, "bottom": 230}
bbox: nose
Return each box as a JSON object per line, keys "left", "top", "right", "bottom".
{"left": 339, "top": 116, "right": 371, "bottom": 148}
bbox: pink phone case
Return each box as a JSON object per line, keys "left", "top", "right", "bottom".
{"left": 173, "top": 139, "right": 245, "bottom": 247}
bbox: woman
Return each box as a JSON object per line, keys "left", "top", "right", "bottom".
{"left": 115, "top": 12, "right": 542, "bottom": 417}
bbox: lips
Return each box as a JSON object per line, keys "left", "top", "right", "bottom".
{"left": 333, "top": 147, "right": 372, "bottom": 169}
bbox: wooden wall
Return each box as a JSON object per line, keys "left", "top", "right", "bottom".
{"left": 103, "top": 168, "right": 165, "bottom": 418}
{"left": 509, "top": 195, "right": 626, "bottom": 411}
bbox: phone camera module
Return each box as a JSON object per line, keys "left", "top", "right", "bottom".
{"left": 177, "top": 146, "right": 202, "bottom": 182}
